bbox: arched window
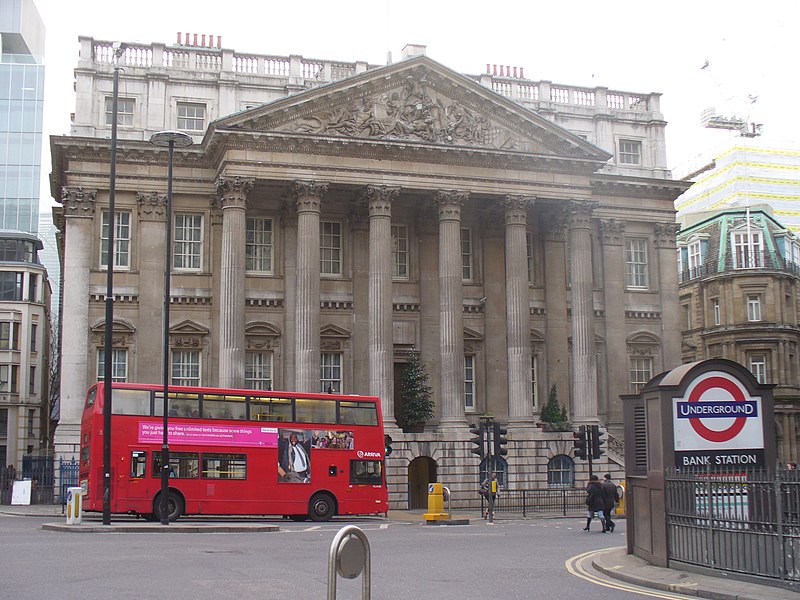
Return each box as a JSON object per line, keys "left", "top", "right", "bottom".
{"left": 547, "top": 454, "right": 575, "bottom": 487}
{"left": 480, "top": 456, "right": 508, "bottom": 490}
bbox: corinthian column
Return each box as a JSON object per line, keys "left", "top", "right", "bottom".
{"left": 569, "top": 201, "right": 598, "bottom": 423}
{"left": 55, "top": 187, "right": 97, "bottom": 458}
{"left": 216, "top": 176, "right": 254, "bottom": 388}
{"left": 503, "top": 196, "right": 534, "bottom": 424}
{"left": 293, "top": 181, "right": 328, "bottom": 392}
{"left": 436, "top": 190, "right": 469, "bottom": 426}
{"left": 365, "top": 185, "right": 401, "bottom": 424}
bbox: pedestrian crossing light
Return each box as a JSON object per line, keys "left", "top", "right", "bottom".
{"left": 573, "top": 426, "right": 588, "bottom": 460}
{"left": 591, "top": 425, "right": 605, "bottom": 460}
{"left": 384, "top": 434, "right": 393, "bottom": 457}
{"left": 469, "top": 423, "right": 486, "bottom": 459}
{"left": 493, "top": 423, "right": 508, "bottom": 457}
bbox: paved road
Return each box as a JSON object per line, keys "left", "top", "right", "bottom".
{"left": 3, "top": 513, "right": 635, "bottom": 600}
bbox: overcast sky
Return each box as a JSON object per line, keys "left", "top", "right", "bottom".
{"left": 34, "top": 0, "right": 800, "bottom": 208}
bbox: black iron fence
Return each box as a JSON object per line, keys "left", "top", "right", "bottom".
{"left": 665, "top": 466, "right": 800, "bottom": 587}
{"left": 0, "top": 457, "right": 79, "bottom": 506}
{"left": 477, "top": 487, "right": 586, "bottom": 517}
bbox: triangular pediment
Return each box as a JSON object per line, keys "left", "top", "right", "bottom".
{"left": 321, "top": 324, "right": 351, "bottom": 338}
{"left": 211, "top": 56, "right": 608, "bottom": 162}
{"left": 169, "top": 319, "right": 210, "bottom": 336}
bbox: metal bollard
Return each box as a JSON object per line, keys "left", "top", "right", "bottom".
{"left": 327, "top": 525, "right": 370, "bottom": 600}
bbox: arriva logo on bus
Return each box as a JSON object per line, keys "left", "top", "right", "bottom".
{"left": 672, "top": 371, "right": 765, "bottom": 468}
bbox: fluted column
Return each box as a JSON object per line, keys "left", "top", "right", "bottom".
{"left": 365, "top": 185, "right": 401, "bottom": 424}
{"left": 600, "top": 219, "right": 626, "bottom": 424}
{"left": 503, "top": 195, "right": 534, "bottom": 424}
{"left": 55, "top": 187, "right": 97, "bottom": 457}
{"left": 436, "top": 190, "right": 469, "bottom": 426}
{"left": 216, "top": 176, "right": 254, "bottom": 388}
{"left": 294, "top": 181, "right": 328, "bottom": 392}
{"left": 568, "top": 201, "right": 598, "bottom": 424}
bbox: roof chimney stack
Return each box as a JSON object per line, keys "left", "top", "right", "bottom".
{"left": 401, "top": 44, "right": 427, "bottom": 59}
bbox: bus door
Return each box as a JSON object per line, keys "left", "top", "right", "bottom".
{"left": 115, "top": 449, "right": 149, "bottom": 506}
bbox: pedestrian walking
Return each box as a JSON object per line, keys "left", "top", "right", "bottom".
{"left": 584, "top": 475, "right": 605, "bottom": 532}
{"left": 601, "top": 473, "right": 620, "bottom": 532}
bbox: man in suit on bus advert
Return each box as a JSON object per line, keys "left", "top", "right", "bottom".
{"left": 278, "top": 430, "right": 311, "bottom": 483}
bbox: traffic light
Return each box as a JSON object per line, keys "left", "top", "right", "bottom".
{"left": 591, "top": 425, "right": 605, "bottom": 460}
{"left": 384, "top": 434, "right": 393, "bottom": 457}
{"left": 469, "top": 423, "right": 486, "bottom": 459}
{"left": 493, "top": 422, "right": 508, "bottom": 457}
{"left": 573, "top": 426, "right": 587, "bottom": 460}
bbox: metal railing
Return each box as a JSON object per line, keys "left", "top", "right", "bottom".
{"left": 478, "top": 487, "right": 586, "bottom": 517}
{"left": 665, "top": 466, "right": 800, "bottom": 587}
{"left": 0, "top": 457, "right": 79, "bottom": 506}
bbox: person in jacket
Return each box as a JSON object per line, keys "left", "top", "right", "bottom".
{"left": 601, "top": 473, "right": 621, "bottom": 532}
{"left": 584, "top": 475, "right": 605, "bottom": 532}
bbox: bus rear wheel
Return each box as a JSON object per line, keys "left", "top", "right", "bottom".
{"left": 153, "top": 491, "right": 184, "bottom": 522}
{"left": 309, "top": 492, "right": 336, "bottom": 522}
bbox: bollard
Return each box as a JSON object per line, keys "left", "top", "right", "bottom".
{"left": 617, "top": 481, "right": 626, "bottom": 516}
{"left": 327, "top": 525, "right": 370, "bottom": 600}
{"left": 66, "top": 487, "right": 83, "bottom": 525}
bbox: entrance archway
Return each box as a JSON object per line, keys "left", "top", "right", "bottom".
{"left": 407, "top": 456, "right": 437, "bottom": 509}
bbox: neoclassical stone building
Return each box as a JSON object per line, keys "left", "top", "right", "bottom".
{"left": 51, "top": 37, "right": 688, "bottom": 507}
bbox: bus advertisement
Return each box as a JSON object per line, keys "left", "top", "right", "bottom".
{"left": 79, "top": 382, "right": 389, "bottom": 521}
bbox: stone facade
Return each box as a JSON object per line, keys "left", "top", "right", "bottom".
{"left": 51, "top": 38, "right": 688, "bottom": 508}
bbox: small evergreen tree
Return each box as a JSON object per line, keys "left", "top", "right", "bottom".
{"left": 540, "top": 384, "right": 570, "bottom": 430}
{"left": 398, "top": 352, "right": 434, "bottom": 430}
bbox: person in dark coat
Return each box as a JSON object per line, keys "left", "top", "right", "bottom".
{"left": 584, "top": 475, "right": 605, "bottom": 532}
{"left": 601, "top": 473, "right": 620, "bottom": 532}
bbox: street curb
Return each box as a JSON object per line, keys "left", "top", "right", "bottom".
{"left": 41, "top": 522, "right": 280, "bottom": 533}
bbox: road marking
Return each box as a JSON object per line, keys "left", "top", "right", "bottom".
{"left": 566, "top": 548, "right": 697, "bottom": 599}
{"left": 380, "top": 523, "right": 388, "bottom": 529}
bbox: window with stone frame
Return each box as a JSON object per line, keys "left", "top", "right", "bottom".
{"left": 391, "top": 224, "right": 408, "bottom": 279}
{"left": 100, "top": 210, "right": 131, "bottom": 269}
{"left": 176, "top": 102, "right": 205, "bottom": 131}
{"left": 105, "top": 97, "right": 135, "bottom": 127}
{"left": 0, "top": 272, "right": 24, "bottom": 301}
{"left": 732, "top": 230, "right": 763, "bottom": 269}
{"left": 96, "top": 348, "right": 128, "bottom": 383}
{"left": 320, "top": 352, "right": 342, "bottom": 393}
{"left": 531, "top": 355, "right": 538, "bottom": 409}
{"left": 526, "top": 230, "right": 536, "bottom": 283}
{"left": 245, "top": 217, "right": 273, "bottom": 273}
{"left": 320, "top": 221, "right": 342, "bottom": 276}
{"left": 618, "top": 139, "right": 642, "bottom": 165}
{"left": 0, "top": 321, "right": 20, "bottom": 350}
{"left": 748, "top": 353, "right": 767, "bottom": 384}
{"left": 547, "top": 454, "right": 575, "bottom": 487}
{"left": 461, "top": 228, "right": 473, "bottom": 281}
{"left": 245, "top": 351, "right": 273, "bottom": 391}
{"left": 687, "top": 240, "right": 702, "bottom": 275}
{"left": 0, "top": 364, "right": 18, "bottom": 393}
{"left": 712, "top": 298, "right": 721, "bottom": 326}
{"left": 171, "top": 349, "right": 201, "bottom": 386}
{"left": 464, "top": 354, "right": 475, "bottom": 412}
{"left": 173, "top": 213, "right": 203, "bottom": 271}
{"left": 629, "top": 356, "right": 652, "bottom": 394}
{"left": 747, "top": 294, "right": 762, "bottom": 322}
{"left": 625, "top": 238, "right": 648, "bottom": 289}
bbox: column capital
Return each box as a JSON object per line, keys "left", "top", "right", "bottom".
{"left": 567, "top": 200, "right": 598, "bottom": 230}
{"left": 542, "top": 207, "right": 568, "bottom": 242}
{"left": 654, "top": 221, "right": 680, "bottom": 248}
{"left": 435, "top": 189, "right": 469, "bottom": 221}
{"left": 599, "top": 218, "right": 625, "bottom": 245}
{"left": 136, "top": 191, "right": 167, "bottom": 222}
{"left": 503, "top": 195, "right": 533, "bottom": 226}
{"left": 363, "top": 185, "right": 400, "bottom": 218}
{"left": 60, "top": 186, "right": 97, "bottom": 217}
{"left": 292, "top": 180, "right": 329, "bottom": 213}
{"left": 215, "top": 176, "right": 254, "bottom": 210}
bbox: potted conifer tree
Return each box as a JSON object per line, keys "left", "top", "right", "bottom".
{"left": 397, "top": 351, "right": 434, "bottom": 432}
{"left": 539, "top": 384, "right": 571, "bottom": 431}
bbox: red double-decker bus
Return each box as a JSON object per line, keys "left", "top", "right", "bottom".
{"left": 79, "top": 382, "right": 389, "bottom": 521}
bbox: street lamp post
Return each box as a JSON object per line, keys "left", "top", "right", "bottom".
{"left": 149, "top": 130, "right": 193, "bottom": 525}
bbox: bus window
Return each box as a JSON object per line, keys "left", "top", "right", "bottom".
{"left": 295, "top": 397, "right": 336, "bottom": 424}
{"left": 202, "top": 454, "right": 246, "bottom": 479}
{"left": 350, "top": 460, "right": 383, "bottom": 485}
{"left": 338, "top": 401, "right": 378, "bottom": 426}
{"left": 112, "top": 389, "right": 151, "bottom": 415}
{"left": 154, "top": 392, "right": 199, "bottom": 418}
{"left": 203, "top": 394, "right": 246, "bottom": 420}
{"left": 250, "top": 396, "right": 292, "bottom": 422}
{"left": 152, "top": 452, "right": 199, "bottom": 479}
{"left": 130, "top": 451, "right": 147, "bottom": 478}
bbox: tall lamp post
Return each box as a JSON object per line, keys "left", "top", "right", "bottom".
{"left": 149, "top": 130, "right": 193, "bottom": 525}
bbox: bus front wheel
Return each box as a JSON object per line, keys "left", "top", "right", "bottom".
{"left": 309, "top": 492, "right": 336, "bottom": 522}
{"left": 153, "top": 491, "right": 184, "bottom": 522}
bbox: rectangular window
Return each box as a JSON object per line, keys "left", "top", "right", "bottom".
{"left": 464, "top": 355, "right": 475, "bottom": 411}
{"left": 100, "top": 210, "right": 131, "bottom": 269}
{"left": 748, "top": 354, "right": 767, "bottom": 384}
{"left": 130, "top": 451, "right": 147, "bottom": 478}
{"left": 320, "top": 352, "right": 342, "bottom": 393}
{"left": 28, "top": 366, "right": 34, "bottom": 395}
{"left": 27, "top": 409, "right": 35, "bottom": 437}
{"left": 27, "top": 273, "right": 37, "bottom": 303}
{"left": 173, "top": 213, "right": 203, "bottom": 270}
{"left": 526, "top": 231, "right": 536, "bottom": 283}
{"left": 339, "top": 401, "right": 378, "bottom": 426}
{"left": 0, "top": 364, "right": 19, "bottom": 393}
{"left": 245, "top": 217, "right": 273, "bottom": 273}
{"left": 245, "top": 351, "right": 273, "bottom": 391}
{"left": 747, "top": 295, "right": 762, "bottom": 322}
{"left": 202, "top": 453, "right": 246, "bottom": 479}
{"left": 732, "top": 231, "right": 763, "bottom": 269}
{"left": 0, "top": 272, "right": 23, "bottom": 301}
{"left": 0, "top": 322, "right": 20, "bottom": 350}
{"left": 105, "top": 97, "right": 135, "bottom": 127}
{"left": 153, "top": 451, "right": 200, "bottom": 479}
{"left": 712, "top": 299, "right": 721, "bottom": 326}
{"left": 629, "top": 357, "right": 652, "bottom": 394}
{"left": 30, "top": 324, "right": 36, "bottom": 352}
{"left": 619, "top": 139, "right": 642, "bottom": 165}
{"left": 295, "top": 397, "right": 337, "bottom": 424}
{"left": 171, "top": 350, "right": 201, "bottom": 386}
{"left": 350, "top": 460, "right": 383, "bottom": 485}
{"left": 391, "top": 224, "right": 408, "bottom": 279}
{"left": 626, "top": 238, "right": 648, "bottom": 289}
{"left": 688, "top": 241, "right": 702, "bottom": 275}
{"left": 320, "top": 221, "right": 342, "bottom": 275}
{"left": 531, "top": 355, "right": 538, "bottom": 409}
{"left": 96, "top": 348, "right": 128, "bottom": 382}
{"left": 461, "top": 228, "right": 473, "bottom": 281}
{"left": 0, "top": 408, "right": 6, "bottom": 437}
{"left": 177, "top": 102, "right": 205, "bottom": 131}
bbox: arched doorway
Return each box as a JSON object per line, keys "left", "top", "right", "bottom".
{"left": 407, "top": 456, "right": 437, "bottom": 509}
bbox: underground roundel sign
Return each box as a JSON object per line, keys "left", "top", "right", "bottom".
{"left": 673, "top": 370, "right": 765, "bottom": 468}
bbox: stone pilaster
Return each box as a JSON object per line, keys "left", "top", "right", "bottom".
{"left": 568, "top": 201, "right": 598, "bottom": 424}
{"left": 54, "top": 187, "right": 97, "bottom": 459}
{"left": 364, "top": 185, "right": 401, "bottom": 425}
{"left": 654, "top": 221, "right": 681, "bottom": 370}
{"left": 293, "top": 180, "right": 328, "bottom": 392}
{"left": 542, "top": 208, "right": 570, "bottom": 417}
{"left": 436, "top": 190, "right": 469, "bottom": 426}
{"left": 600, "top": 219, "right": 626, "bottom": 425}
{"left": 503, "top": 195, "right": 534, "bottom": 425}
{"left": 216, "top": 176, "right": 254, "bottom": 388}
